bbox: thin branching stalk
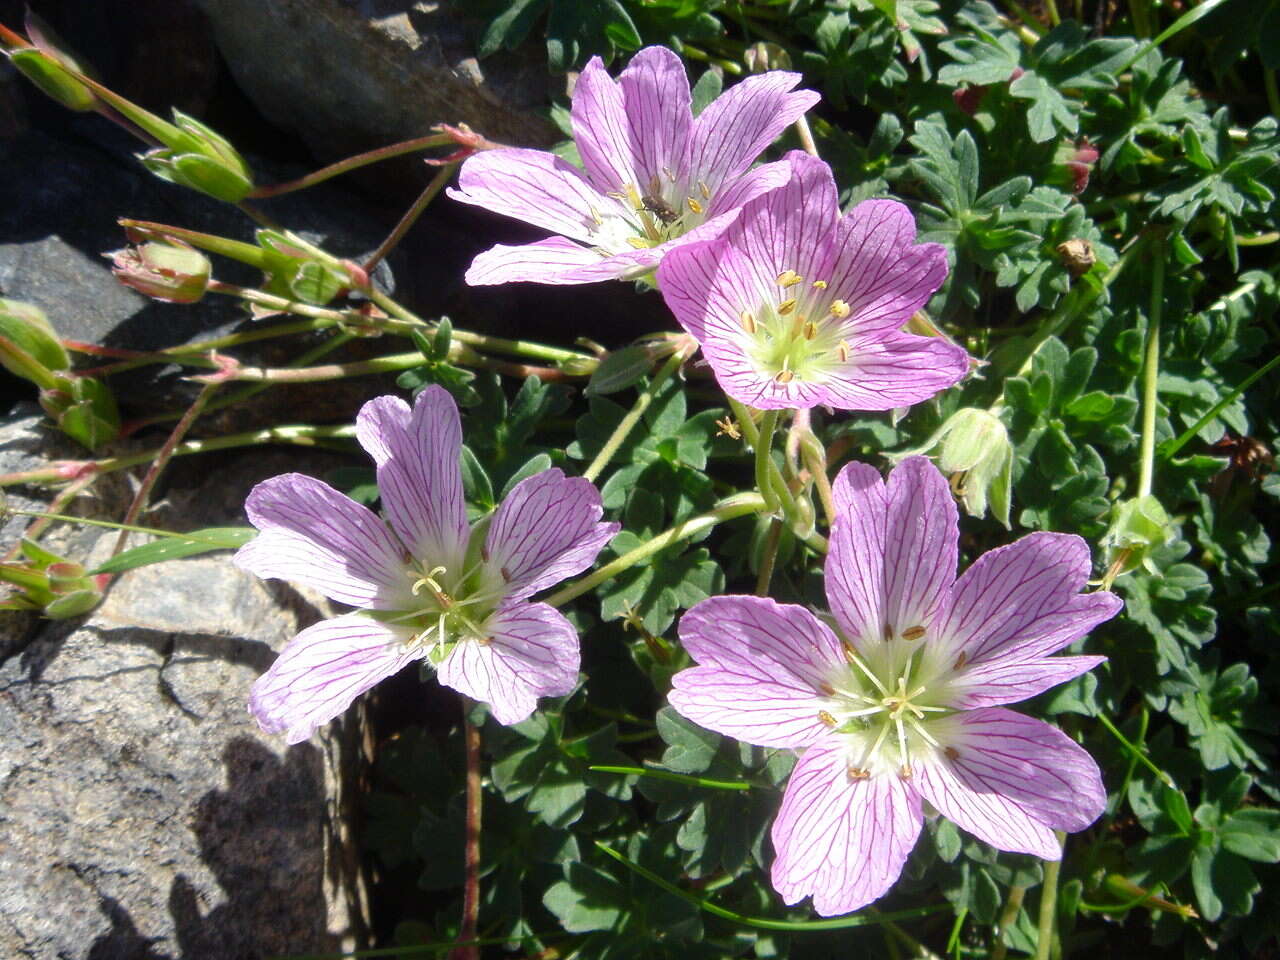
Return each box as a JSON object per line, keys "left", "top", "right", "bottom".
{"left": 451, "top": 698, "right": 483, "bottom": 960}
{"left": 583, "top": 350, "right": 686, "bottom": 483}
{"left": 1137, "top": 242, "right": 1165, "bottom": 499}
{"left": 365, "top": 163, "right": 457, "bottom": 272}
{"left": 1034, "top": 837, "right": 1066, "bottom": 960}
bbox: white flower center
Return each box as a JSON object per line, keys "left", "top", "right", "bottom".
{"left": 590, "top": 175, "right": 713, "bottom": 253}
{"left": 737, "top": 268, "right": 853, "bottom": 385}
{"left": 389, "top": 558, "right": 511, "bottom": 663}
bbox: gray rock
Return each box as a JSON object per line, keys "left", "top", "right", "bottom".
{"left": 191, "top": 0, "right": 556, "bottom": 164}
{"left": 0, "top": 434, "right": 371, "bottom": 959}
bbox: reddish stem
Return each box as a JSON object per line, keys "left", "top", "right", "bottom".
{"left": 450, "top": 699, "right": 483, "bottom": 960}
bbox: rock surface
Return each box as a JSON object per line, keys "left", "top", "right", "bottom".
{"left": 190, "top": 0, "right": 557, "bottom": 162}
{"left": 0, "top": 416, "right": 370, "bottom": 960}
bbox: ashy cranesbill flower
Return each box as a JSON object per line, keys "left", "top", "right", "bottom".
{"left": 668, "top": 457, "right": 1121, "bottom": 915}
{"left": 657, "top": 152, "right": 969, "bottom": 410}
{"left": 235, "top": 386, "right": 618, "bottom": 742}
{"left": 448, "top": 46, "right": 818, "bottom": 285}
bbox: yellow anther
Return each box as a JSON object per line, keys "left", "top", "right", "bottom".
{"left": 837, "top": 339, "right": 851, "bottom": 363}
{"left": 954, "top": 651, "right": 967, "bottom": 670}
{"left": 902, "top": 625, "right": 926, "bottom": 641}
{"left": 588, "top": 206, "right": 603, "bottom": 226}
{"left": 818, "top": 710, "right": 837, "bottom": 727}
{"left": 662, "top": 165, "right": 677, "bottom": 182}
{"left": 899, "top": 764, "right": 913, "bottom": 780}
{"left": 776, "top": 270, "right": 804, "bottom": 288}
{"left": 841, "top": 640, "right": 858, "bottom": 663}
{"left": 476, "top": 634, "right": 492, "bottom": 646}
{"left": 774, "top": 369, "right": 795, "bottom": 384}
{"left": 714, "top": 416, "right": 741, "bottom": 440}
{"left": 624, "top": 183, "right": 644, "bottom": 211}
{"left": 847, "top": 766, "right": 870, "bottom": 781}
{"left": 699, "top": 181, "right": 711, "bottom": 199}
{"left": 777, "top": 297, "right": 798, "bottom": 315}
{"left": 739, "top": 310, "right": 757, "bottom": 334}
{"left": 812, "top": 279, "right": 828, "bottom": 289}
{"left": 802, "top": 320, "right": 818, "bottom": 341}
{"left": 830, "top": 299, "right": 851, "bottom": 319}
{"left": 626, "top": 236, "right": 650, "bottom": 250}
{"left": 686, "top": 197, "right": 703, "bottom": 215}
{"left": 819, "top": 681, "right": 836, "bottom": 696}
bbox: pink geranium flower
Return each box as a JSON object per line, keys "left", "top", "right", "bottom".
{"left": 234, "top": 386, "right": 618, "bottom": 742}
{"left": 668, "top": 457, "right": 1121, "bottom": 915}
{"left": 448, "top": 46, "right": 818, "bottom": 285}
{"left": 657, "top": 152, "right": 969, "bottom": 410}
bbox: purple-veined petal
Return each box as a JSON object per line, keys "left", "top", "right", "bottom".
{"left": 826, "top": 199, "right": 949, "bottom": 337}
{"left": 945, "top": 655, "right": 1106, "bottom": 709}
{"left": 658, "top": 236, "right": 770, "bottom": 345}
{"left": 448, "top": 148, "right": 608, "bottom": 244}
{"left": 825, "top": 462, "right": 888, "bottom": 653}
{"left": 878, "top": 457, "right": 958, "bottom": 639}
{"left": 465, "top": 237, "right": 664, "bottom": 286}
{"left": 669, "top": 596, "right": 847, "bottom": 749}
{"left": 927, "top": 708, "right": 1106, "bottom": 836}
{"left": 933, "top": 532, "right": 1123, "bottom": 667}
{"left": 703, "top": 159, "right": 792, "bottom": 220}
{"left": 235, "top": 473, "right": 410, "bottom": 608}
{"left": 483, "top": 469, "right": 618, "bottom": 601}
{"left": 438, "top": 601, "right": 579, "bottom": 725}
{"left": 817, "top": 331, "right": 970, "bottom": 411}
{"left": 356, "top": 388, "right": 468, "bottom": 571}
{"left": 770, "top": 741, "right": 922, "bottom": 916}
{"left": 572, "top": 55, "right": 636, "bottom": 193}
{"left": 617, "top": 46, "right": 692, "bottom": 191}
{"left": 689, "top": 72, "right": 820, "bottom": 195}
{"left": 250, "top": 614, "right": 416, "bottom": 744}
{"left": 726, "top": 151, "right": 839, "bottom": 282}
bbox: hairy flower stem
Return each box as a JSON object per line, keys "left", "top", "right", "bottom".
{"left": 991, "top": 885, "right": 1027, "bottom": 960}
{"left": 1096, "top": 712, "right": 1175, "bottom": 788}
{"left": 365, "top": 163, "right": 457, "bottom": 272}
{"left": 451, "top": 698, "right": 483, "bottom": 960}
{"left": 755, "top": 517, "right": 784, "bottom": 596}
{"left": 1034, "top": 837, "right": 1066, "bottom": 960}
{"left": 545, "top": 493, "right": 768, "bottom": 607}
{"left": 583, "top": 350, "right": 686, "bottom": 483}
{"left": 794, "top": 115, "right": 819, "bottom": 157}
{"left": 1137, "top": 243, "right": 1164, "bottom": 499}
{"left": 798, "top": 430, "right": 837, "bottom": 527}
{"left": 754, "top": 409, "right": 783, "bottom": 515}
{"left": 248, "top": 133, "right": 456, "bottom": 198}
{"left": 197, "top": 345, "right": 569, "bottom": 385}
{"left": 111, "top": 381, "right": 220, "bottom": 558}
{"left": 1159, "top": 351, "right": 1280, "bottom": 459}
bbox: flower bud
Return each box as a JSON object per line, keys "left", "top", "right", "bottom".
{"left": 256, "top": 230, "right": 350, "bottom": 305}
{"left": 744, "top": 42, "right": 791, "bottom": 73}
{"left": 899, "top": 408, "right": 1013, "bottom": 527}
{"left": 110, "top": 241, "right": 211, "bottom": 303}
{"left": 138, "top": 110, "right": 254, "bottom": 204}
{"left": 1049, "top": 139, "right": 1100, "bottom": 195}
{"left": 8, "top": 47, "right": 96, "bottom": 111}
{"left": 1100, "top": 494, "right": 1174, "bottom": 585}
{"left": 0, "top": 544, "right": 103, "bottom": 619}
{"left": 39, "top": 373, "right": 121, "bottom": 451}
{"left": 0, "top": 298, "right": 70, "bottom": 388}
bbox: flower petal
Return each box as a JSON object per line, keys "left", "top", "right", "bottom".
{"left": 725, "top": 151, "right": 839, "bottom": 282}
{"left": 669, "top": 596, "right": 847, "bottom": 749}
{"left": 356, "top": 388, "right": 468, "bottom": 570}
{"left": 483, "top": 469, "right": 618, "bottom": 601}
{"left": 658, "top": 236, "right": 768, "bottom": 346}
{"left": 933, "top": 532, "right": 1123, "bottom": 667}
{"left": 690, "top": 72, "right": 819, "bottom": 194}
{"left": 817, "top": 331, "right": 970, "bottom": 411}
{"left": 703, "top": 159, "right": 792, "bottom": 221}
{"left": 826, "top": 457, "right": 957, "bottom": 653}
{"left": 571, "top": 54, "right": 635, "bottom": 193}
{"left": 826, "top": 199, "right": 949, "bottom": 337}
{"left": 826, "top": 462, "right": 888, "bottom": 654}
{"left": 771, "top": 741, "right": 922, "bottom": 916}
{"left": 465, "top": 237, "right": 663, "bottom": 286}
{"left": 448, "top": 148, "right": 607, "bottom": 243}
{"left": 250, "top": 614, "right": 416, "bottom": 744}
{"left": 945, "top": 655, "right": 1106, "bottom": 710}
{"left": 919, "top": 708, "right": 1106, "bottom": 847}
{"left": 617, "top": 46, "right": 692, "bottom": 191}
{"left": 235, "top": 473, "right": 410, "bottom": 608}
{"left": 438, "top": 601, "right": 579, "bottom": 725}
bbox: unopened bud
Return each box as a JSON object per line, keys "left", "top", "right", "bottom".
{"left": 39, "top": 374, "right": 120, "bottom": 451}
{"left": 139, "top": 110, "right": 254, "bottom": 203}
{"left": 0, "top": 298, "right": 70, "bottom": 387}
{"left": 1100, "top": 494, "right": 1174, "bottom": 586}
{"left": 257, "top": 230, "right": 349, "bottom": 305}
{"left": 110, "top": 241, "right": 211, "bottom": 303}
{"left": 898, "top": 408, "right": 1013, "bottom": 527}
{"left": 744, "top": 42, "right": 791, "bottom": 73}
{"left": 8, "top": 47, "right": 96, "bottom": 111}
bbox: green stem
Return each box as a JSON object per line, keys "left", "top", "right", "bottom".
{"left": 2, "top": 508, "right": 252, "bottom": 543}
{"left": 1158, "top": 351, "right": 1280, "bottom": 459}
{"left": 450, "top": 698, "right": 482, "bottom": 960}
{"left": 1042, "top": 0, "right": 1061, "bottom": 27}
{"left": 1106, "top": 707, "right": 1149, "bottom": 825}
{"left": 247, "top": 134, "right": 454, "bottom": 198}
{"left": 1137, "top": 243, "right": 1164, "bottom": 498}
{"left": 798, "top": 431, "right": 837, "bottom": 527}
{"left": 365, "top": 163, "right": 456, "bottom": 272}
{"left": 1034, "top": 838, "right": 1065, "bottom": 960}
{"left": 754, "top": 409, "right": 782, "bottom": 514}
{"left": 587, "top": 766, "right": 751, "bottom": 791}
{"left": 583, "top": 350, "right": 684, "bottom": 483}
{"left": 991, "top": 885, "right": 1027, "bottom": 960}
{"left": 794, "top": 115, "right": 819, "bottom": 158}
{"left": 544, "top": 493, "right": 767, "bottom": 607}
{"left": 111, "top": 381, "right": 219, "bottom": 557}
{"left": 1119, "top": 0, "right": 1232, "bottom": 72}
{"left": 1003, "top": 0, "right": 1048, "bottom": 35}
{"left": 755, "top": 516, "right": 784, "bottom": 595}
{"left": 1096, "top": 712, "right": 1175, "bottom": 788}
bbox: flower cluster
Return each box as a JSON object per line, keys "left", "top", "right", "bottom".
{"left": 237, "top": 46, "right": 1121, "bottom": 922}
